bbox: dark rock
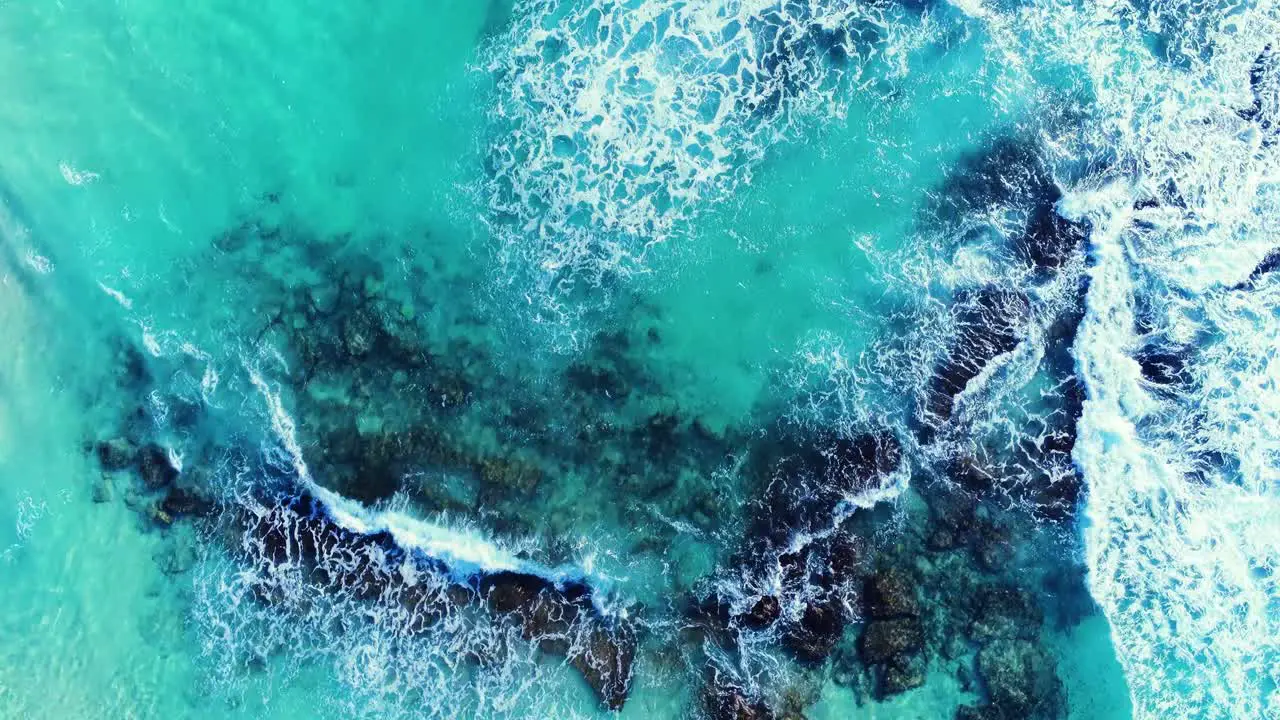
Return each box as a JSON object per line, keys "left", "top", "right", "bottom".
{"left": 974, "top": 526, "right": 1013, "bottom": 572}
{"left": 757, "top": 430, "right": 902, "bottom": 543}
{"left": 858, "top": 617, "right": 924, "bottom": 665}
{"left": 95, "top": 438, "right": 137, "bottom": 471}
{"left": 977, "top": 639, "right": 1063, "bottom": 718}
{"left": 927, "top": 526, "right": 962, "bottom": 551}
{"left": 949, "top": 457, "right": 996, "bottom": 495}
{"left": 137, "top": 444, "right": 179, "bottom": 489}
{"left": 955, "top": 704, "right": 999, "bottom": 720}
{"left": 704, "top": 679, "right": 775, "bottom": 720}
{"left": 864, "top": 568, "right": 919, "bottom": 619}
{"left": 1134, "top": 347, "right": 1186, "bottom": 385}
{"left": 684, "top": 593, "right": 737, "bottom": 651}
{"left": 1017, "top": 205, "right": 1087, "bottom": 270}
{"left": 252, "top": 492, "right": 636, "bottom": 710}
{"left": 826, "top": 431, "right": 903, "bottom": 491}
{"left": 943, "top": 632, "right": 971, "bottom": 661}
{"left": 925, "top": 289, "right": 1029, "bottom": 424}
{"left": 881, "top": 652, "right": 927, "bottom": 697}
{"left": 692, "top": 593, "right": 733, "bottom": 629}
{"left": 924, "top": 489, "right": 975, "bottom": 551}
{"left": 740, "top": 595, "right": 782, "bottom": 630}
{"left": 569, "top": 623, "right": 637, "bottom": 711}
{"left": 782, "top": 597, "right": 847, "bottom": 664}
{"left": 1031, "top": 471, "right": 1083, "bottom": 523}
{"left": 160, "top": 486, "right": 215, "bottom": 519}
{"left": 481, "top": 571, "right": 556, "bottom": 614}
{"left": 971, "top": 585, "right": 1042, "bottom": 642}
{"left": 479, "top": 572, "right": 635, "bottom": 710}
{"left": 824, "top": 531, "right": 866, "bottom": 584}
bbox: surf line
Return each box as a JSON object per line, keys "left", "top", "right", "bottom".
{"left": 246, "top": 368, "right": 638, "bottom": 710}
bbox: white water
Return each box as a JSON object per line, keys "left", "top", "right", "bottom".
{"left": 482, "top": 0, "right": 928, "bottom": 290}
{"left": 1050, "top": 0, "right": 1280, "bottom": 714}
{"left": 246, "top": 366, "right": 614, "bottom": 589}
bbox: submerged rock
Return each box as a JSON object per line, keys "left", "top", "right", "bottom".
{"left": 782, "top": 596, "right": 847, "bottom": 664}
{"left": 95, "top": 438, "right": 137, "bottom": 472}
{"left": 740, "top": 595, "right": 782, "bottom": 630}
{"left": 880, "top": 652, "right": 926, "bottom": 696}
{"left": 858, "top": 617, "right": 924, "bottom": 665}
{"left": 159, "top": 485, "right": 215, "bottom": 519}
{"left": 970, "top": 585, "right": 1042, "bottom": 643}
{"left": 976, "top": 638, "right": 1064, "bottom": 718}
{"left": 704, "top": 678, "right": 776, "bottom": 720}
{"left": 1016, "top": 203, "right": 1088, "bottom": 270}
{"left": 137, "top": 444, "right": 179, "bottom": 489}
{"left": 571, "top": 624, "right": 637, "bottom": 711}
{"left": 91, "top": 473, "right": 113, "bottom": 503}
{"left": 864, "top": 568, "right": 920, "bottom": 619}
{"left": 925, "top": 289, "right": 1030, "bottom": 425}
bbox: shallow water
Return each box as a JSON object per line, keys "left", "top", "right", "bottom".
{"left": 2, "top": 0, "right": 1276, "bottom": 718}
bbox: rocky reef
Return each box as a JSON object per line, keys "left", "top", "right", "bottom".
{"left": 206, "top": 204, "right": 761, "bottom": 559}
{"left": 245, "top": 491, "right": 637, "bottom": 710}
{"left": 81, "top": 179, "right": 1105, "bottom": 717}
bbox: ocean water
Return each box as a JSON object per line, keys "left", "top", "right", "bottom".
{"left": 1, "top": 0, "right": 1276, "bottom": 718}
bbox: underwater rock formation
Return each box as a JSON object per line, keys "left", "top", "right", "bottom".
{"left": 1017, "top": 203, "right": 1089, "bottom": 271}
{"left": 248, "top": 491, "right": 638, "bottom": 710}
{"left": 756, "top": 429, "right": 903, "bottom": 543}
{"left": 213, "top": 225, "right": 756, "bottom": 547}
{"left": 975, "top": 638, "right": 1064, "bottom": 719}
{"left": 91, "top": 433, "right": 216, "bottom": 526}
{"left": 783, "top": 594, "right": 849, "bottom": 665}
{"left": 935, "top": 134, "right": 1087, "bottom": 271}
{"left": 703, "top": 676, "right": 777, "bottom": 720}
{"left": 924, "top": 288, "right": 1030, "bottom": 425}
{"left": 859, "top": 567, "right": 927, "bottom": 697}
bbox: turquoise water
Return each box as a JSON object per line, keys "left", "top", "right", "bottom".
{"left": 3, "top": 0, "right": 1279, "bottom": 718}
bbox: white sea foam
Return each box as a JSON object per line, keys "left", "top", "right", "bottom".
{"left": 783, "top": 0, "right": 1280, "bottom": 712}
{"left": 188, "top": 367, "right": 623, "bottom": 718}
{"left": 57, "top": 162, "right": 99, "bottom": 186}
{"left": 245, "top": 366, "right": 594, "bottom": 585}
{"left": 482, "top": 0, "right": 919, "bottom": 294}
{"left": 1038, "top": 0, "right": 1280, "bottom": 713}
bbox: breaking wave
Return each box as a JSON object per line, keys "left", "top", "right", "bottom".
{"left": 782, "top": 0, "right": 1280, "bottom": 714}
{"left": 190, "top": 368, "right": 637, "bottom": 719}
{"left": 1043, "top": 0, "right": 1280, "bottom": 715}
